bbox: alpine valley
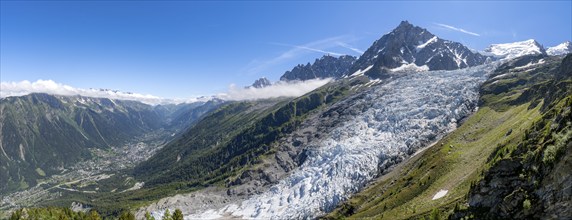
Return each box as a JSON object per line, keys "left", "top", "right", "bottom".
{"left": 1, "top": 21, "right": 571, "bottom": 220}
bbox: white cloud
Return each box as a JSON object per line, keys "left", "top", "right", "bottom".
{"left": 271, "top": 42, "right": 344, "bottom": 56}
{"left": 435, "top": 23, "right": 480, "bottom": 37}
{"left": 0, "top": 79, "right": 204, "bottom": 105}
{"left": 0, "top": 78, "right": 332, "bottom": 105}
{"left": 243, "top": 36, "right": 349, "bottom": 76}
{"left": 336, "top": 42, "right": 364, "bottom": 54}
{"left": 217, "top": 78, "right": 332, "bottom": 101}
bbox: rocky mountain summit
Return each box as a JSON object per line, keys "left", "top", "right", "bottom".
{"left": 250, "top": 77, "right": 272, "bottom": 88}
{"left": 348, "top": 20, "right": 487, "bottom": 78}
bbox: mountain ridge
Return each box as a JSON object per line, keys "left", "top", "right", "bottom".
{"left": 279, "top": 55, "right": 356, "bottom": 81}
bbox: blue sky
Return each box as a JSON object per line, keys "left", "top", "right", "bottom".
{"left": 1, "top": 1, "right": 571, "bottom": 98}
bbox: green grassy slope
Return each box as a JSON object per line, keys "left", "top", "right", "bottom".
{"left": 326, "top": 54, "right": 571, "bottom": 219}
{"left": 456, "top": 55, "right": 572, "bottom": 219}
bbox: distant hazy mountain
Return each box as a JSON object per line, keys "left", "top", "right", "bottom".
{"left": 250, "top": 77, "right": 272, "bottom": 88}
{"left": 280, "top": 55, "right": 356, "bottom": 81}
{"left": 348, "top": 20, "right": 487, "bottom": 78}
{"left": 162, "top": 98, "right": 224, "bottom": 130}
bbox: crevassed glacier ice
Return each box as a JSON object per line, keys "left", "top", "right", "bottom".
{"left": 184, "top": 64, "right": 495, "bottom": 220}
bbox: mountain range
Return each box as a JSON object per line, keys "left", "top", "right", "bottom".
{"left": 1, "top": 21, "right": 570, "bottom": 220}
{"left": 279, "top": 55, "right": 356, "bottom": 81}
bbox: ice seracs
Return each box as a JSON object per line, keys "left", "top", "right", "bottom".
{"left": 482, "top": 39, "right": 546, "bottom": 60}
{"left": 180, "top": 63, "right": 497, "bottom": 220}
{"left": 547, "top": 41, "right": 572, "bottom": 56}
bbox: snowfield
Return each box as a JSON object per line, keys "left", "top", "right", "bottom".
{"left": 482, "top": 39, "right": 544, "bottom": 60}
{"left": 154, "top": 64, "right": 496, "bottom": 220}
{"left": 546, "top": 41, "right": 572, "bottom": 56}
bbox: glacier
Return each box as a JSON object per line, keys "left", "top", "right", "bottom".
{"left": 160, "top": 64, "right": 496, "bottom": 220}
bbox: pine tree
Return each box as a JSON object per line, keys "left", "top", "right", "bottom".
{"left": 119, "top": 211, "right": 135, "bottom": 220}
{"left": 88, "top": 210, "right": 102, "bottom": 220}
{"left": 162, "top": 209, "right": 172, "bottom": 220}
{"left": 172, "top": 209, "right": 183, "bottom": 220}
{"left": 10, "top": 211, "right": 20, "bottom": 220}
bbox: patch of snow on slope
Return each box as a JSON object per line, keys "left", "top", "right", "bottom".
{"left": 349, "top": 65, "right": 374, "bottom": 77}
{"left": 449, "top": 46, "right": 468, "bottom": 68}
{"left": 179, "top": 64, "right": 495, "bottom": 220}
{"left": 416, "top": 36, "right": 438, "bottom": 51}
{"left": 513, "top": 59, "right": 545, "bottom": 71}
{"left": 490, "top": 59, "right": 545, "bottom": 82}
{"left": 391, "top": 63, "right": 430, "bottom": 72}
{"left": 364, "top": 79, "right": 382, "bottom": 87}
{"left": 432, "top": 189, "right": 448, "bottom": 200}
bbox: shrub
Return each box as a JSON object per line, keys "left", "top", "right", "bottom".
{"left": 543, "top": 145, "right": 557, "bottom": 164}
{"left": 430, "top": 208, "right": 441, "bottom": 220}
{"left": 523, "top": 199, "right": 531, "bottom": 210}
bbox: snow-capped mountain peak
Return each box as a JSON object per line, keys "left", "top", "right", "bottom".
{"left": 547, "top": 41, "right": 572, "bottom": 56}
{"left": 347, "top": 21, "right": 487, "bottom": 78}
{"left": 482, "top": 39, "right": 546, "bottom": 60}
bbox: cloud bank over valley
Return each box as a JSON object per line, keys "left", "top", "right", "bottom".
{"left": 1, "top": 78, "right": 332, "bottom": 105}
{"left": 217, "top": 78, "right": 332, "bottom": 101}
